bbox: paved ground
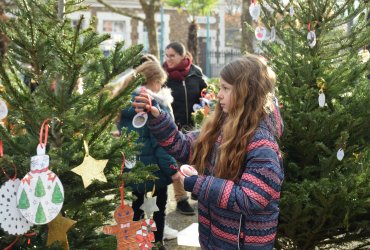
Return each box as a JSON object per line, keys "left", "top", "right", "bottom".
{"left": 164, "top": 184, "right": 200, "bottom": 250}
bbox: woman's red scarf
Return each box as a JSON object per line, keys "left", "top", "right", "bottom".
{"left": 163, "top": 57, "right": 192, "bottom": 81}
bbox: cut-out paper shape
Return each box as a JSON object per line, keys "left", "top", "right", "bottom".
{"left": 289, "top": 5, "right": 294, "bottom": 17}
{"left": 140, "top": 196, "right": 159, "bottom": 218}
{"left": 136, "top": 219, "right": 157, "bottom": 249}
{"left": 318, "top": 91, "right": 325, "bottom": 107}
{"left": 0, "top": 98, "right": 8, "bottom": 120}
{"left": 0, "top": 179, "right": 34, "bottom": 235}
{"left": 270, "top": 27, "right": 276, "bottom": 41}
{"left": 132, "top": 112, "right": 148, "bottom": 128}
{"left": 71, "top": 141, "right": 108, "bottom": 188}
{"left": 307, "top": 30, "right": 317, "bottom": 48}
{"left": 17, "top": 147, "right": 64, "bottom": 225}
{"left": 249, "top": 3, "right": 261, "bottom": 21}
{"left": 180, "top": 165, "right": 198, "bottom": 177}
{"left": 47, "top": 214, "right": 76, "bottom": 249}
{"left": 337, "top": 148, "right": 344, "bottom": 161}
{"left": 255, "top": 26, "right": 267, "bottom": 41}
{"left": 103, "top": 205, "right": 143, "bottom": 250}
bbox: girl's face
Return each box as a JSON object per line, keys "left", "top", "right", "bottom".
{"left": 217, "top": 78, "right": 233, "bottom": 113}
{"left": 165, "top": 48, "right": 184, "bottom": 69}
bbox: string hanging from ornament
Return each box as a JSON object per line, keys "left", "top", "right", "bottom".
{"left": 0, "top": 140, "right": 34, "bottom": 235}
{"left": 16, "top": 119, "right": 65, "bottom": 225}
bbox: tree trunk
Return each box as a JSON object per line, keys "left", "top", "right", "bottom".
{"left": 144, "top": 13, "right": 159, "bottom": 58}
{"left": 187, "top": 20, "right": 199, "bottom": 64}
{"left": 241, "top": 0, "right": 254, "bottom": 54}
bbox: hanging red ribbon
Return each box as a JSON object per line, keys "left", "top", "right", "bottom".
{"left": 39, "top": 119, "right": 51, "bottom": 148}
{"left": 4, "top": 232, "right": 36, "bottom": 250}
{"left": 0, "top": 140, "right": 17, "bottom": 180}
{"left": 120, "top": 152, "right": 126, "bottom": 208}
{"left": 0, "top": 140, "right": 3, "bottom": 157}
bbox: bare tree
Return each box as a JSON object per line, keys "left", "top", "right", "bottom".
{"left": 97, "top": 0, "right": 161, "bottom": 58}
{"left": 240, "top": 0, "right": 253, "bottom": 53}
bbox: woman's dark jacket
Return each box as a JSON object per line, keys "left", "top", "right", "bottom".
{"left": 117, "top": 87, "right": 177, "bottom": 193}
{"left": 165, "top": 64, "right": 207, "bottom": 129}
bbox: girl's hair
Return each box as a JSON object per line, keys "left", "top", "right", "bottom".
{"left": 166, "top": 42, "right": 186, "bottom": 57}
{"left": 133, "top": 53, "right": 159, "bottom": 68}
{"left": 190, "top": 55, "right": 276, "bottom": 181}
{"left": 135, "top": 61, "right": 167, "bottom": 85}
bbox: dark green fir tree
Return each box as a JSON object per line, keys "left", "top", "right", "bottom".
{"left": 0, "top": 0, "right": 158, "bottom": 248}
{"left": 253, "top": 1, "right": 370, "bottom": 249}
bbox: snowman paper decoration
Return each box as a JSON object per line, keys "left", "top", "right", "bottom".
{"left": 17, "top": 122, "right": 64, "bottom": 225}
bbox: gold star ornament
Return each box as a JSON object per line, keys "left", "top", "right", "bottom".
{"left": 71, "top": 141, "right": 109, "bottom": 188}
{"left": 47, "top": 214, "right": 76, "bottom": 250}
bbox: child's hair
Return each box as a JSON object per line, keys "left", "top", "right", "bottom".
{"left": 191, "top": 55, "right": 276, "bottom": 181}
{"left": 135, "top": 61, "right": 167, "bottom": 85}
{"left": 133, "top": 54, "right": 159, "bottom": 69}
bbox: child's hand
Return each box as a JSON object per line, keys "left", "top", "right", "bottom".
{"left": 132, "top": 93, "right": 161, "bottom": 118}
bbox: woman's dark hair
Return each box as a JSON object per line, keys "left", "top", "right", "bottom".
{"left": 165, "top": 42, "right": 186, "bottom": 57}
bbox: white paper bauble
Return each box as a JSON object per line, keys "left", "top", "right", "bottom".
{"left": 337, "top": 148, "right": 344, "bottom": 161}
{"left": 270, "top": 27, "right": 276, "bottom": 41}
{"left": 0, "top": 99, "right": 8, "bottom": 120}
{"left": 125, "top": 159, "right": 136, "bottom": 169}
{"left": 249, "top": 3, "right": 261, "bottom": 21}
{"left": 282, "top": 0, "right": 290, "bottom": 7}
{"left": 289, "top": 5, "right": 294, "bottom": 16}
{"left": 132, "top": 112, "right": 148, "bottom": 128}
{"left": 318, "top": 92, "right": 326, "bottom": 107}
{"left": 307, "top": 31, "right": 317, "bottom": 48}
{"left": 0, "top": 179, "right": 34, "bottom": 235}
{"left": 17, "top": 154, "right": 64, "bottom": 225}
{"left": 255, "top": 26, "right": 267, "bottom": 41}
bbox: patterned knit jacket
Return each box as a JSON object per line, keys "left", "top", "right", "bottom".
{"left": 147, "top": 103, "right": 284, "bottom": 250}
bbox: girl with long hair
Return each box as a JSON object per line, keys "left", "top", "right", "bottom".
{"left": 133, "top": 55, "right": 284, "bottom": 249}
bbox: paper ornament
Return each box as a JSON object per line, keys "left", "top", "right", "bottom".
{"left": 282, "top": 0, "right": 289, "bottom": 7}
{"left": 289, "top": 5, "right": 294, "bottom": 17}
{"left": 17, "top": 145, "right": 64, "bottom": 225}
{"left": 270, "top": 27, "right": 276, "bottom": 41}
{"left": 132, "top": 112, "right": 148, "bottom": 128}
{"left": 180, "top": 165, "right": 198, "bottom": 177}
{"left": 47, "top": 214, "right": 76, "bottom": 249}
{"left": 318, "top": 91, "right": 325, "bottom": 107}
{"left": 337, "top": 148, "right": 344, "bottom": 161}
{"left": 0, "top": 98, "right": 8, "bottom": 120}
{"left": 136, "top": 219, "right": 157, "bottom": 249}
{"left": 140, "top": 196, "right": 159, "bottom": 218}
{"left": 125, "top": 159, "right": 136, "bottom": 169}
{"left": 0, "top": 178, "right": 34, "bottom": 235}
{"left": 249, "top": 3, "right": 261, "bottom": 21}
{"left": 103, "top": 205, "right": 143, "bottom": 250}
{"left": 255, "top": 26, "right": 267, "bottom": 41}
{"left": 71, "top": 141, "right": 108, "bottom": 188}
{"left": 307, "top": 31, "right": 317, "bottom": 48}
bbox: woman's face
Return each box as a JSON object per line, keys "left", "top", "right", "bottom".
{"left": 165, "top": 47, "right": 184, "bottom": 69}
{"left": 217, "top": 78, "right": 233, "bottom": 113}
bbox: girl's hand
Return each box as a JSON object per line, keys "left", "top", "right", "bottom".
{"left": 132, "top": 93, "right": 161, "bottom": 118}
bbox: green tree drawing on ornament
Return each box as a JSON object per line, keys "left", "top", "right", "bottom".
{"left": 18, "top": 189, "right": 30, "bottom": 209}
{"left": 35, "top": 202, "right": 46, "bottom": 224}
{"left": 51, "top": 183, "right": 64, "bottom": 204}
{"left": 35, "top": 176, "right": 46, "bottom": 197}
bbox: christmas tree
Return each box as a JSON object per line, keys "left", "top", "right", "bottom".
{"left": 0, "top": 0, "right": 156, "bottom": 248}
{"left": 254, "top": 1, "right": 370, "bottom": 249}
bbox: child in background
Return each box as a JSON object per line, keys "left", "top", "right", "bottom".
{"left": 117, "top": 61, "right": 178, "bottom": 250}
{"left": 133, "top": 55, "right": 284, "bottom": 249}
